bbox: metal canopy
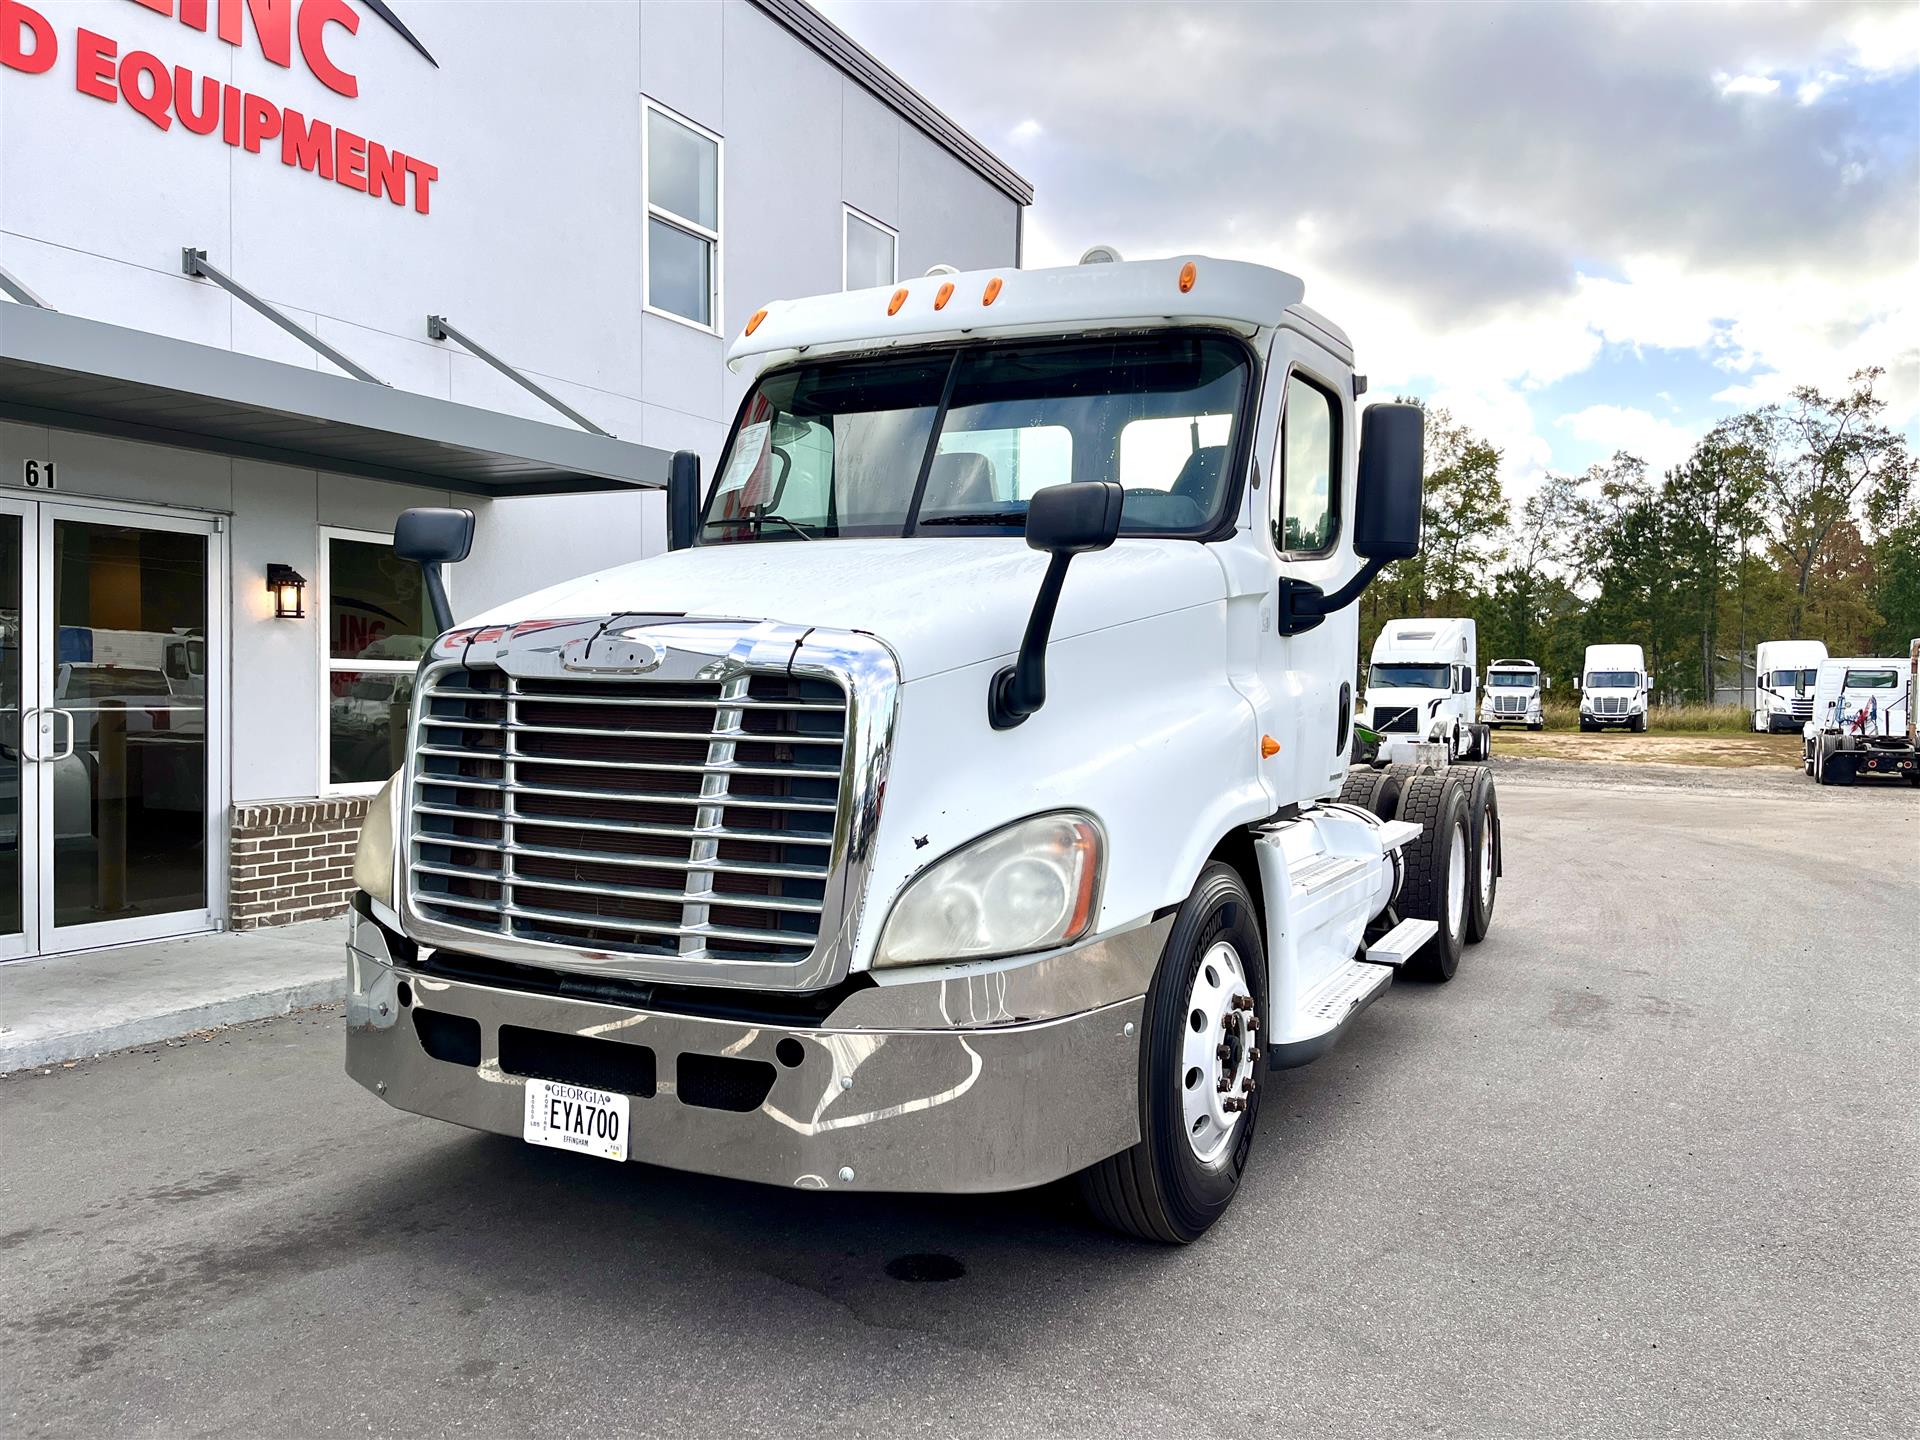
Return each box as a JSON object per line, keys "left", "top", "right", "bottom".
{"left": 0, "top": 304, "right": 667, "bottom": 497}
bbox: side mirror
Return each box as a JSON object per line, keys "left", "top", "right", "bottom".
{"left": 1354, "top": 403, "right": 1425, "bottom": 561}
{"left": 1545, "top": 676, "right": 1553, "bottom": 691}
{"left": 668, "top": 449, "right": 701, "bottom": 551}
{"left": 393, "top": 507, "right": 474, "bottom": 634}
{"left": 989, "top": 482, "right": 1123, "bottom": 729}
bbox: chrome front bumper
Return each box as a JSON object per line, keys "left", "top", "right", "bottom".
{"left": 346, "top": 910, "right": 1167, "bottom": 1194}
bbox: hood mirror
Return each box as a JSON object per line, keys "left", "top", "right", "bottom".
{"left": 990, "top": 482, "right": 1124, "bottom": 729}
{"left": 394, "top": 507, "right": 475, "bottom": 634}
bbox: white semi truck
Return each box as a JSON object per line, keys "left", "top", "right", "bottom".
{"left": 1752, "top": 639, "right": 1828, "bottom": 734}
{"left": 1360, "top": 617, "right": 1487, "bottom": 762}
{"left": 1578, "top": 643, "right": 1651, "bottom": 732}
{"left": 1802, "top": 647, "right": 1919, "bottom": 786}
{"left": 344, "top": 256, "right": 1506, "bottom": 1243}
{"left": 1481, "top": 658, "right": 1547, "bottom": 730}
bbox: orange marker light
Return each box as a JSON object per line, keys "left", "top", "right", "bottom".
{"left": 1260, "top": 734, "right": 1280, "bottom": 758}
{"left": 934, "top": 281, "right": 955, "bottom": 310}
{"left": 982, "top": 276, "right": 1003, "bottom": 305}
{"left": 887, "top": 287, "right": 908, "bottom": 316}
{"left": 744, "top": 308, "right": 768, "bottom": 336}
{"left": 1178, "top": 261, "right": 1198, "bottom": 294}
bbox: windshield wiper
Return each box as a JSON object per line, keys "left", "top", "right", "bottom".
{"left": 752, "top": 512, "right": 817, "bottom": 540}
{"left": 917, "top": 512, "right": 1027, "bottom": 527}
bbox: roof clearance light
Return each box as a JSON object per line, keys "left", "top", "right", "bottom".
{"left": 888, "top": 287, "right": 909, "bottom": 316}
{"left": 934, "top": 281, "right": 955, "bottom": 311}
{"left": 1178, "top": 261, "right": 1197, "bottom": 294}
{"left": 982, "top": 277, "right": 1003, "bottom": 305}
{"left": 744, "top": 308, "right": 768, "bottom": 336}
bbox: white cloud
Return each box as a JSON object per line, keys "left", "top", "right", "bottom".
{"left": 1715, "top": 72, "right": 1780, "bottom": 97}
{"left": 1010, "top": 118, "right": 1043, "bottom": 143}
{"left": 1556, "top": 405, "right": 1701, "bottom": 477}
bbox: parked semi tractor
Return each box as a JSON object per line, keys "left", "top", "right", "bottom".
{"left": 1578, "top": 643, "right": 1651, "bottom": 732}
{"left": 1481, "top": 658, "right": 1547, "bottom": 730}
{"left": 1752, "top": 639, "right": 1828, "bottom": 734}
{"left": 1360, "top": 617, "right": 1488, "bottom": 762}
{"left": 1802, "top": 646, "right": 1919, "bottom": 786}
{"left": 344, "top": 255, "right": 1506, "bottom": 1243}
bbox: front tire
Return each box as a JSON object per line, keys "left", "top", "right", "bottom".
{"left": 1079, "top": 862, "right": 1267, "bottom": 1244}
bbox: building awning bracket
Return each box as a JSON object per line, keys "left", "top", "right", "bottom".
{"left": 182, "top": 248, "right": 386, "bottom": 387}
{"left": 426, "top": 314, "right": 611, "bottom": 437}
{"left": 0, "top": 264, "right": 53, "bottom": 310}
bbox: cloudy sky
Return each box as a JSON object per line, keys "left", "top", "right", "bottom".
{"left": 820, "top": 0, "right": 1920, "bottom": 496}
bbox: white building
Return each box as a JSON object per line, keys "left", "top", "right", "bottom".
{"left": 0, "top": 0, "right": 1028, "bottom": 958}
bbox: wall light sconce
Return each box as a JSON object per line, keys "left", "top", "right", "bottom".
{"left": 267, "top": 563, "right": 307, "bottom": 619}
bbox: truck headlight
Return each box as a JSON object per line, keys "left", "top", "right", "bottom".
{"left": 874, "top": 812, "right": 1102, "bottom": 968}
{"left": 353, "top": 771, "right": 402, "bottom": 908}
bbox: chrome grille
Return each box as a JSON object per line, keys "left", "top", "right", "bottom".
{"left": 1493, "top": 695, "right": 1527, "bottom": 714}
{"left": 407, "top": 663, "right": 846, "bottom": 963}
{"left": 1597, "top": 696, "right": 1629, "bottom": 716}
{"left": 1791, "top": 697, "right": 1814, "bottom": 719}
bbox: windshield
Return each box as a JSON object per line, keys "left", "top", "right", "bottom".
{"left": 65, "top": 667, "right": 171, "bottom": 697}
{"left": 1370, "top": 663, "right": 1450, "bottom": 689}
{"left": 1587, "top": 670, "right": 1636, "bottom": 688}
{"left": 700, "top": 333, "right": 1250, "bottom": 542}
{"left": 1842, "top": 669, "right": 1899, "bottom": 689}
{"left": 1770, "top": 668, "right": 1817, "bottom": 690}
{"left": 1489, "top": 672, "right": 1535, "bottom": 687}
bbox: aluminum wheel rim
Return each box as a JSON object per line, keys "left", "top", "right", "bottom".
{"left": 1447, "top": 817, "right": 1468, "bottom": 940}
{"left": 1179, "top": 939, "right": 1256, "bottom": 1167}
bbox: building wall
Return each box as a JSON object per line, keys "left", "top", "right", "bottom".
{"left": 1, "top": 0, "right": 1020, "bottom": 604}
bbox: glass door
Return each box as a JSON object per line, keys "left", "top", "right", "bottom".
{"left": 0, "top": 498, "right": 40, "bottom": 960}
{"left": 11, "top": 502, "right": 225, "bottom": 956}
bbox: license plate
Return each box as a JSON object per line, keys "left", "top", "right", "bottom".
{"left": 522, "top": 1078, "right": 628, "bottom": 1162}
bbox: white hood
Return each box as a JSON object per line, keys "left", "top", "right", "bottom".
{"left": 468, "top": 537, "right": 1228, "bottom": 681}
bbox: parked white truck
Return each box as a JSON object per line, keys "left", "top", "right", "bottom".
{"left": 1578, "top": 643, "right": 1651, "bottom": 732}
{"left": 1802, "top": 647, "right": 1919, "bottom": 786}
{"left": 1481, "top": 658, "right": 1547, "bottom": 730}
{"left": 1752, "top": 639, "right": 1827, "bottom": 734}
{"left": 344, "top": 256, "right": 1505, "bottom": 1243}
{"left": 1360, "top": 617, "right": 1487, "bottom": 762}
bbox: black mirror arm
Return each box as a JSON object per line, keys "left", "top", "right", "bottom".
{"left": 1274, "top": 555, "right": 1390, "bottom": 637}
{"left": 989, "top": 551, "right": 1074, "bottom": 730}
{"left": 420, "top": 562, "right": 455, "bottom": 635}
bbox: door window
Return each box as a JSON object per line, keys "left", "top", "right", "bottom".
{"left": 1275, "top": 374, "right": 1338, "bottom": 553}
{"left": 325, "top": 534, "right": 432, "bottom": 789}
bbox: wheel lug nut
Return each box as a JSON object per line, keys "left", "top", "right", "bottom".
{"left": 1249, "top": 1047, "right": 1261, "bottom": 1064}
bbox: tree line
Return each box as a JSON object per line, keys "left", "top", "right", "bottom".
{"left": 1360, "top": 369, "right": 1920, "bottom": 702}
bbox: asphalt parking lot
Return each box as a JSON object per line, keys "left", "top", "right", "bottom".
{"left": 3, "top": 766, "right": 1915, "bottom": 1438}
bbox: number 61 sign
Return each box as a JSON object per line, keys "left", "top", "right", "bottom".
{"left": 18, "top": 460, "right": 58, "bottom": 491}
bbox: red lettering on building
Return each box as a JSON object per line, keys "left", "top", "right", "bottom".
{"left": 0, "top": 0, "right": 56, "bottom": 74}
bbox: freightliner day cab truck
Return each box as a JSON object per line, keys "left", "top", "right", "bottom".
{"left": 1481, "top": 658, "right": 1547, "bottom": 731}
{"left": 1578, "top": 643, "right": 1651, "bottom": 732}
{"left": 344, "top": 256, "right": 1505, "bottom": 1243}
{"left": 1802, "top": 647, "right": 1920, "bottom": 786}
{"left": 1359, "top": 617, "right": 1489, "bottom": 763}
{"left": 1752, "top": 639, "right": 1828, "bottom": 734}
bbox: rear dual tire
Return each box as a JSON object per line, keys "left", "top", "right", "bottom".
{"left": 1394, "top": 771, "right": 1472, "bottom": 981}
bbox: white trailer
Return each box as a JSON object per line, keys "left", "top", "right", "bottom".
{"left": 344, "top": 254, "right": 1506, "bottom": 1243}
{"left": 1481, "top": 658, "right": 1547, "bottom": 730}
{"left": 1361, "top": 617, "right": 1487, "bottom": 762}
{"left": 1802, "top": 647, "right": 1919, "bottom": 786}
{"left": 1579, "top": 643, "right": 1651, "bottom": 732}
{"left": 1752, "top": 639, "right": 1827, "bottom": 734}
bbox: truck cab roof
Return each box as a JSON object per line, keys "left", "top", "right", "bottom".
{"left": 727, "top": 256, "right": 1342, "bottom": 373}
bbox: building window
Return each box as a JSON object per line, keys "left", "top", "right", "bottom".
{"left": 844, "top": 206, "right": 897, "bottom": 291}
{"left": 322, "top": 530, "right": 432, "bottom": 792}
{"left": 644, "top": 101, "right": 721, "bottom": 331}
{"left": 1275, "top": 372, "right": 1340, "bottom": 554}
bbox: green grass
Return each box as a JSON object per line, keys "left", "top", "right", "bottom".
{"left": 1536, "top": 701, "right": 1754, "bottom": 733}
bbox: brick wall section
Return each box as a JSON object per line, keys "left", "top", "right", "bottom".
{"left": 230, "top": 797, "right": 372, "bottom": 930}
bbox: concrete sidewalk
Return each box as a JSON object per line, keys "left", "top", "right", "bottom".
{"left": 0, "top": 919, "right": 345, "bottom": 1072}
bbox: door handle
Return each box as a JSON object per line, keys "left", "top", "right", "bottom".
{"left": 49, "top": 707, "right": 74, "bottom": 762}
{"left": 19, "top": 705, "right": 45, "bottom": 763}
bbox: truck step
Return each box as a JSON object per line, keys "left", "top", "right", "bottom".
{"left": 1362, "top": 916, "right": 1437, "bottom": 968}
{"left": 1374, "top": 820, "right": 1421, "bottom": 852}
{"left": 1288, "top": 853, "right": 1369, "bottom": 896}
{"left": 1268, "top": 955, "right": 1394, "bottom": 1069}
